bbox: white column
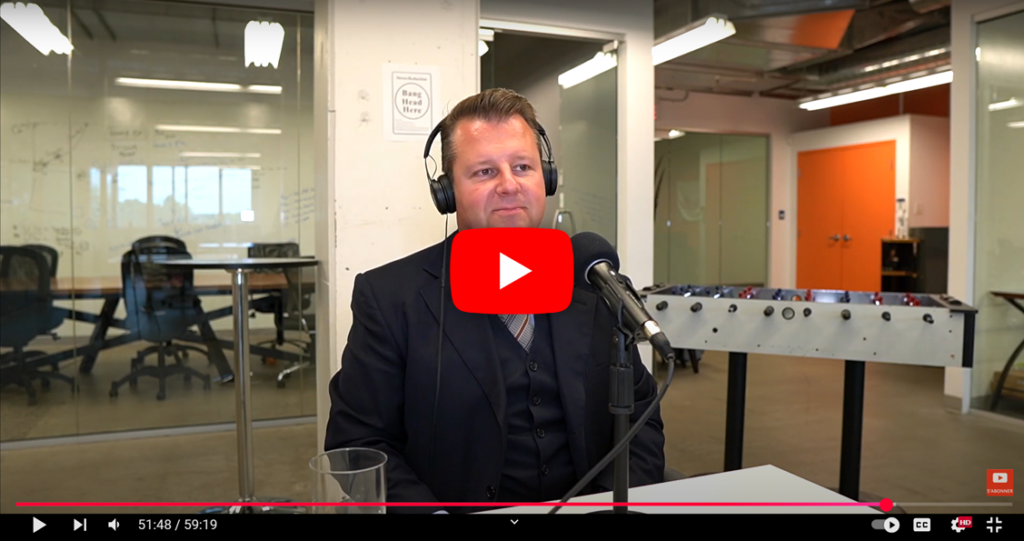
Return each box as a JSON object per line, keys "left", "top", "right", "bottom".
{"left": 314, "top": 0, "right": 480, "bottom": 450}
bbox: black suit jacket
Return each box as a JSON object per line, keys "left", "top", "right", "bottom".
{"left": 325, "top": 232, "right": 665, "bottom": 513}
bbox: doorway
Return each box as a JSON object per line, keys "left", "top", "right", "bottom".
{"left": 480, "top": 28, "right": 618, "bottom": 244}
{"left": 654, "top": 132, "right": 769, "bottom": 287}
{"left": 796, "top": 141, "right": 896, "bottom": 292}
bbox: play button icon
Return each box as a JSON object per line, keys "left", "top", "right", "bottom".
{"left": 499, "top": 253, "right": 531, "bottom": 289}
{"left": 450, "top": 228, "right": 573, "bottom": 314}
{"left": 32, "top": 517, "right": 45, "bottom": 533}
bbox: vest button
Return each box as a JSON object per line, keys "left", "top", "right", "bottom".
{"left": 536, "top": 428, "right": 545, "bottom": 438}
{"left": 486, "top": 485, "right": 496, "bottom": 499}
{"left": 532, "top": 395, "right": 541, "bottom": 406}
{"left": 541, "top": 465, "right": 549, "bottom": 475}
{"left": 529, "top": 362, "right": 538, "bottom": 372}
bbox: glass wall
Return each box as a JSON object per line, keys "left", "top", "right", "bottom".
{"left": 0, "top": 0, "right": 316, "bottom": 442}
{"left": 654, "top": 132, "right": 769, "bottom": 286}
{"left": 481, "top": 30, "right": 617, "bottom": 242}
{"left": 972, "top": 8, "right": 1024, "bottom": 419}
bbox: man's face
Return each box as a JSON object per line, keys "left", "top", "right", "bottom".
{"left": 450, "top": 115, "right": 546, "bottom": 230}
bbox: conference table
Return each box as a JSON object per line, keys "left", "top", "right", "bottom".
{"left": 477, "top": 465, "right": 881, "bottom": 515}
{"left": 25, "top": 272, "right": 313, "bottom": 377}
{"left": 990, "top": 291, "right": 1024, "bottom": 411}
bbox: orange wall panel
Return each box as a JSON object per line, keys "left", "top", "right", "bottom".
{"left": 830, "top": 84, "right": 950, "bottom": 126}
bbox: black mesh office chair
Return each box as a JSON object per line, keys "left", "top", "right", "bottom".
{"left": 22, "top": 244, "right": 63, "bottom": 343}
{"left": 247, "top": 242, "right": 308, "bottom": 363}
{"left": 132, "top": 236, "right": 186, "bottom": 252}
{"left": 0, "top": 246, "right": 76, "bottom": 405}
{"left": 109, "top": 245, "right": 211, "bottom": 401}
{"left": 274, "top": 264, "right": 316, "bottom": 387}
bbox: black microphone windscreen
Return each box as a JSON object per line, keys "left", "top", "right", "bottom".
{"left": 570, "top": 231, "right": 619, "bottom": 285}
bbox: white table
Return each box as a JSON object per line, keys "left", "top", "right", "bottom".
{"left": 476, "top": 465, "right": 881, "bottom": 514}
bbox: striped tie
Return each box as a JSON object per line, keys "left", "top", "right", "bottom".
{"left": 498, "top": 314, "right": 533, "bottom": 352}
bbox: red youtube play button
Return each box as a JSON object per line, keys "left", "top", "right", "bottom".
{"left": 451, "top": 228, "right": 573, "bottom": 314}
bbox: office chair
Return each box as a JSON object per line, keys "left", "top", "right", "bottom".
{"left": 246, "top": 243, "right": 308, "bottom": 364}
{"left": 22, "top": 244, "right": 64, "bottom": 344}
{"left": 132, "top": 235, "right": 186, "bottom": 253}
{"left": 274, "top": 264, "right": 316, "bottom": 388}
{"left": 109, "top": 245, "right": 211, "bottom": 401}
{"left": 0, "top": 246, "right": 76, "bottom": 405}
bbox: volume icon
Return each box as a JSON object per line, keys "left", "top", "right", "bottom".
{"left": 108, "top": 519, "right": 119, "bottom": 531}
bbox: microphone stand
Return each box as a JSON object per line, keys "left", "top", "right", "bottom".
{"left": 590, "top": 301, "right": 643, "bottom": 514}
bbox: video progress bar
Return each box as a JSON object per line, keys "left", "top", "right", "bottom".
{"left": 895, "top": 502, "right": 1014, "bottom": 507}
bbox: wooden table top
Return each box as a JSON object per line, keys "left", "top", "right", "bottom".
{"left": 992, "top": 291, "right": 1024, "bottom": 300}
{"left": 49, "top": 273, "right": 298, "bottom": 297}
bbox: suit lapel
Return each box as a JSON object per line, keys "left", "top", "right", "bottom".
{"left": 549, "top": 287, "right": 598, "bottom": 481}
{"left": 419, "top": 234, "right": 506, "bottom": 439}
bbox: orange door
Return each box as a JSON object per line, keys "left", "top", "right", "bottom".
{"left": 797, "top": 141, "right": 896, "bottom": 293}
{"left": 838, "top": 141, "right": 896, "bottom": 292}
{"left": 797, "top": 147, "right": 845, "bottom": 289}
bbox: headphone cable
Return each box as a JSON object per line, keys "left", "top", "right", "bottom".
{"left": 428, "top": 215, "right": 449, "bottom": 508}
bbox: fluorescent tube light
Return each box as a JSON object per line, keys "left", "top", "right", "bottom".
{"left": 247, "top": 84, "right": 283, "bottom": 94}
{"left": 479, "top": 28, "right": 494, "bottom": 41}
{"left": 180, "top": 152, "right": 261, "bottom": 158}
{"left": 989, "top": 98, "right": 1022, "bottom": 111}
{"left": 799, "top": 70, "right": 953, "bottom": 111}
{"left": 1009, "top": 121, "right": 1024, "bottom": 129}
{"left": 115, "top": 77, "right": 282, "bottom": 94}
{"left": 155, "top": 124, "right": 282, "bottom": 134}
{"left": 652, "top": 15, "right": 735, "bottom": 66}
{"left": 558, "top": 51, "right": 616, "bottom": 89}
{"left": 0, "top": 2, "right": 72, "bottom": 55}
{"left": 668, "top": 130, "right": 685, "bottom": 139}
{"left": 479, "top": 40, "right": 488, "bottom": 57}
{"left": 245, "top": 21, "right": 284, "bottom": 68}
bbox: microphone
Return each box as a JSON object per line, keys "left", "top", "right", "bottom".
{"left": 571, "top": 232, "right": 676, "bottom": 363}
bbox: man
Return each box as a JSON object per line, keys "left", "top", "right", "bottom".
{"left": 324, "top": 88, "right": 665, "bottom": 514}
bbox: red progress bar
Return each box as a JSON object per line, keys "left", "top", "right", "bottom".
{"left": 18, "top": 501, "right": 890, "bottom": 508}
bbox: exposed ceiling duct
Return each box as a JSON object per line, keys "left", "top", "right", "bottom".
{"left": 908, "top": 0, "right": 951, "bottom": 14}
{"left": 653, "top": 0, "right": 952, "bottom": 99}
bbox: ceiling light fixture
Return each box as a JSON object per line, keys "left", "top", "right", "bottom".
{"left": 115, "top": 77, "right": 282, "bottom": 94}
{"left": 862, "top": 47, "right": 948, "bottom": 73}
{"left": 652, "top": 15, "right": 735, "bottom": 66}
{"left": 989, "top": 98, "right": 1022, "bottom": 111}
{"left": 558, "top": 51, "right": 617, "bottom": 89}
{"left": 0, "top": 2, "right": 73, "bottom": 55}
{"left": 155, "top": 124, "right": 282, "bottom": 134}
{"left": 1009, "top": 121, "right": 1024, "bottom": 129}
{"left": 479, "top": 40, "right": 488, "bottom": 56}
{"left": 668, "top": 130, "right": 685, "bottom": 139}
{"left": 799, "top": 69, "right": 952, "bottom": 111}
{"left": 244, "top": 21, "right": 285, "bottom": 68}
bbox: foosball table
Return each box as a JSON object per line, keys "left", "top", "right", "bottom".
{"left": 640, "top": 284, "right": 978, "bottom": 503}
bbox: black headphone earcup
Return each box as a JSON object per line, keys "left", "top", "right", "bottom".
{"left": 430, "top": 174, "right": 456, "bottom": 214}
{"left": 542, "top": 160, "right": 558, "bottom": 196}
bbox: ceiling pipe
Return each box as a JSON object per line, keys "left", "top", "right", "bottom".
{"left": 908, "top": 0, "right": 951, "bottom": 14}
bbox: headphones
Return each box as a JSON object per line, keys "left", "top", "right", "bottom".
{"left": 422, "top": 117, "right": 558, "bottom": 214}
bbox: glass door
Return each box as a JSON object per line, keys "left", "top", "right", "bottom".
{"left": 654, "top": 132, "right": 769, "bottom": 287}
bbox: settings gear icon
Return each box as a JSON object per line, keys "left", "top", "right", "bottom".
{"left": 952, "top": 518, "right": 965, "bottom": 533}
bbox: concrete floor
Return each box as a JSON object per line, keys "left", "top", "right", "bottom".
{"left": 0, "top": 330, "right": 317, "bottom": 441}
{"left": 1, "top": 351, "right": 1022, "bottom": 515}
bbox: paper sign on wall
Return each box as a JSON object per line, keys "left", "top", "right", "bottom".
{"left": 382, "top": 64, "right": 441, "bottom": 141}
